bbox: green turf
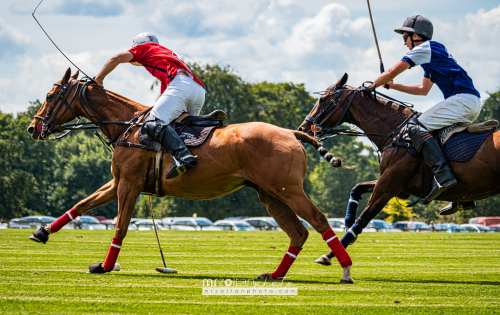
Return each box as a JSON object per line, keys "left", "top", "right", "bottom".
{"left": 0, "top": 229, "right": 499, "bottom": 314}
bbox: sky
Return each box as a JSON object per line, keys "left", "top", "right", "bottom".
{"left": 1, "top": 0, "right": 500, "bottom": 116}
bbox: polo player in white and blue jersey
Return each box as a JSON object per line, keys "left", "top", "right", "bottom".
{"left": 370, "top": 15, "right": 481, "bottom": 215}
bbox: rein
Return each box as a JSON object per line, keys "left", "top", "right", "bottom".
{"left": 37, "top": 77, "right": 151, "bottom": 149}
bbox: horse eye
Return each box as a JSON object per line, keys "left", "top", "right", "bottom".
{"left": 46, "top": 94, "right": 53, "bottom": 102}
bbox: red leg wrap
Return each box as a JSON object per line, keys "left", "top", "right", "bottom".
{"left": 50, "top": 209, "right": 80, "bottom": 233}
{"left": 271, "top": 247, "right": 302, "bottom": 280}
{"left": 103, "top": 237, "right": 122, "bottom": 271}
{"left": 322, "top": 229, "right": 352, "bottom": 267}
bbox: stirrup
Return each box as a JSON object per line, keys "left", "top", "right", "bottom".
{"left": 166, "top": 157, "right": 188, "bottom": 179}
{"left": 423, "top": 177, "right": 457, "bottom": 204}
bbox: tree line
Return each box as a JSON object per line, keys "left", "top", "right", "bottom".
{"left": 1, "top": 63, "right": 499, "bottom": 224}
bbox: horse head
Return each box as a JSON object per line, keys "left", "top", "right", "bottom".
{"left": 28, "top": 68, "right": 81, "bottom": 140}
{"left": 298, "top": 73, "right": 351, "bottom": 137}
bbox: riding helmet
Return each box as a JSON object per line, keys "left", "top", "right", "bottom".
{"left": 394, "top": 15, "right": 433, "bottom": 40}
{"left": 131, "top": 33, "right": 159, "bottom": 48}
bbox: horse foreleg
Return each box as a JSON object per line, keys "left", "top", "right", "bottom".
{"left": 29, "top": 180, "right": 118, "bottom": 244}
{"left": 88, "top": 180, "right": 141, "bottom": 274}
{"left": 256, "top": 188, "right": 308, "bottom": 280}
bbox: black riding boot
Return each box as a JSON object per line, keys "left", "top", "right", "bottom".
{"left": 144, "top": 118, "right": 196, "bottom": 179}
{"left": 160, "top": 125, "right": 196, "bottom": 179}
{"left": 408, "top": 118, "right": 457, "bottom": 202}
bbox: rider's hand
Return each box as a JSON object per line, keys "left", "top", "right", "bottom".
{"left": 93, "top": 77, "right": 103, "bottom": 88}
{"left": 385, "top": 80, "right": 395, "bottom": 90}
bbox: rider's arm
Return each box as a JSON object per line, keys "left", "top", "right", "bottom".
{"left": 372, "top": 60, "right": 410, "bottom": 88}
{"left": 94, "top": 51, "right": 134, "bottom": 87}
{"left": 388, "top": 76, "right": 434, "bottom": 96}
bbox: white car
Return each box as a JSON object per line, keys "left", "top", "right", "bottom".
{"left": 170, "top": 217, "right": 223, "bottom": 231}
{"left": 9, "top": 216, "right": 56, "bottom": 229}
{"left": 133, "top": 219, "right": 165, "bottom": 231}
{"left": 73, "top": 216, "right": 107, "bottom": 230}
{"left": 327, "top": 218, "right": 346, "bottom": 232}
{"left": 214, "top": 220, "right": 256, "bottom": 231}
{"left": 241, "top": 217, "right": 282, "bottom": 231}
{"left": 460, "top": 224, "right": 493, "bottom": 233}
{"left": 366, "top": 219, "right": 402, "bottom": 232}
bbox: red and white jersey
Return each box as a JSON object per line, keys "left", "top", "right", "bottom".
{"left": 129, "top": 43, "right": 204, "bottom": 94}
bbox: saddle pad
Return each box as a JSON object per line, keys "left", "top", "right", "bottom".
{"left": 179, "top": 125, "right": 218, "bottom": 147}
{"left": 408, "top": 130, "right": 493, "bottom": 162}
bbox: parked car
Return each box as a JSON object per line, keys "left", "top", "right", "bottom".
{"left": 327, "top": 218, "right": 345, "bottom": 232}
{"left": 0, "top": 223, "right": 7, "bottom": 229}
{"left": 73, "top": 216, "right": 107, "bottom": 230}
{"left": 170, "top": 217, "right": 223, "bottom": 231}
{"left": 133, "top": 219, "right": 165, "bottom": 231}
{"left": 460, "top": 224, "right": 493, "bottom": 233}
{"left": 93, "top": 216, "right": 115, "bottom": 225}
{"left": 242, "top": 217, "right": 281, "bottom": 231}
{"left": 434, "top": 223, "right": 469, "bottom": 233}
{"left": 214, "top": 220, "right": 256, "bottom": 231}
{"left": 223, "top": 216, "right": 249, "bottom": 221}
{"left": 9, "top": 216, "right": 56, "bottom": 229}
{"left": 366, "top": 219, "right": 402, "bottom": 232}
{"left": 468, "top": 217, "right": 500, "bottom": 226}
{"left": 392, "top": 221, "right": 431, "bottom": 232}
{"left": 488, "top": 224, "right": 500, "bottom": 232}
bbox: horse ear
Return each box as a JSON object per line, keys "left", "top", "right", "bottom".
{"left": 61, "top": 67, "right": 71, "bottom": 84}
{"left": 336, "top": 73, "right": 348, "bottom": 88}
{"left": 71, "top": 70, "right": 79, "bottom": 80}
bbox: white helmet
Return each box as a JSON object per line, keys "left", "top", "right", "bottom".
{"left": 131, "top": 33, "right": 159, "bottom": 48}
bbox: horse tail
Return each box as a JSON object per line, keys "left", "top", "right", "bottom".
{"left": 292, "top": 131, "right": 352, "bottom": 169}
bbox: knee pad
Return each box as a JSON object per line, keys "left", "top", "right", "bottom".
{"left": 407, "top": 118, "right": 429, "bottom": 152}
{"left": 144, "top": 119, "right": 168, "bottom": 142}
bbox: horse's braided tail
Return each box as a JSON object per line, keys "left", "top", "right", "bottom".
{"left": 292, "top": 131, "right": 352, "bottom": 169}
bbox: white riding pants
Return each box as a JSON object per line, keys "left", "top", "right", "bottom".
{"left": 151, "top": 75, "right": 205, "bottom": 124}
{"left": 419, "top": 94, "right": 481, "bottom": 132}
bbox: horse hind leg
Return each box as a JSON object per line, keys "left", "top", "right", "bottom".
{"left": 277, "top": 186, "right": 354, "bottom": 283}
{"left": 29, "top": 180, "right": 118, "bottom": 244}
{"left": 256, "top": 188, "right": 308, "bottom": 280}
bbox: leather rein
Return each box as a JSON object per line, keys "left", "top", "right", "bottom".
{"left": 305, "top": 82, "right": 417, "bottom": 151}
{"left": 35, "top": 77, "right": 151, "bottom": 149}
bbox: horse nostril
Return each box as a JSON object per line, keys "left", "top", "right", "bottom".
{"left": 27, "top": 126, "right": 35, "bottom": 135}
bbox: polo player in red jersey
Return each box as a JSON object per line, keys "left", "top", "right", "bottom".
{"left": 94, "top": 32, "right": 205, "bottom": 179}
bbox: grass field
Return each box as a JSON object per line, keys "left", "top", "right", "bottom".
{"left": 1, "top": 229, "right": 499, "bottom": 314}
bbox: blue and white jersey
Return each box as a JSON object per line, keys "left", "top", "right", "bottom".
{"left": 401, "top": 41, "right": 480, "bottom": 99}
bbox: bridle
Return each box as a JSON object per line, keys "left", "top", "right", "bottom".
{"left": 35, "top": 77, "right": 151, "bottom": 148}
{"left": 304, "top": 82, "right": 417, "bottom": 151}
{"left": 305, "top": 84, "right": 359, "bottom": 139}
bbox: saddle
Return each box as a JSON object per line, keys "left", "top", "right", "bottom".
{"left": 137, "top": 110, "right": 226, "bottom": 197}
{"left": 394, "top": 120, "right": 498, "bottom": 198}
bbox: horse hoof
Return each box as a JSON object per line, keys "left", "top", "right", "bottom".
{"left": 339, "top": 279, "right": 354, "bottom": 284}
{"left": 29, "top": 227, "right": 49, "bottom": 244}
{"left": 257, "top": 273, "right": 274, "bottom": 280}
{"left": 87, "top": 263, "right": 110, "bottom": 274}
{"left": 315, "top": 254, "right": 332, "bottom": 266}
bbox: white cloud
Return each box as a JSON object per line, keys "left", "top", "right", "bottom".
{"left": 0, "top": 0, "right": 499, "bottom": 116}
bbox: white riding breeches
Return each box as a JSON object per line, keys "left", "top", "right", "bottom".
{"left": 150, "top": 75, "right": 206, "bottom": 124}
{"left": 418, "top": 93, "right": 481, "bottom": 132}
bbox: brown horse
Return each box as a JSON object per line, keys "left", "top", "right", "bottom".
{"left": 298, "top": 73, "right": 500, "bottom": 255}
{"left": 27, "top": 68, "right": 353, "bottom": 282}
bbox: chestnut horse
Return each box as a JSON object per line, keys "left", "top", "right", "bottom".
{"left": 27, "top": 68, "right": 353, "bottom": 282}
{"left": 298, "top": 73, "right": 500, "bottom": 255}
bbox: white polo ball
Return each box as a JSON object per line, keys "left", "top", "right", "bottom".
{"left": 113, "top": 263, "right": 121, "bottom": 271}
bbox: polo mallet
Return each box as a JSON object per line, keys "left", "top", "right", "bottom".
{"left": 367, "top": 0, "right": 389, "bottom": 89}
{"left": 148, "top": 196, "right": 178, "bottom": 274}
